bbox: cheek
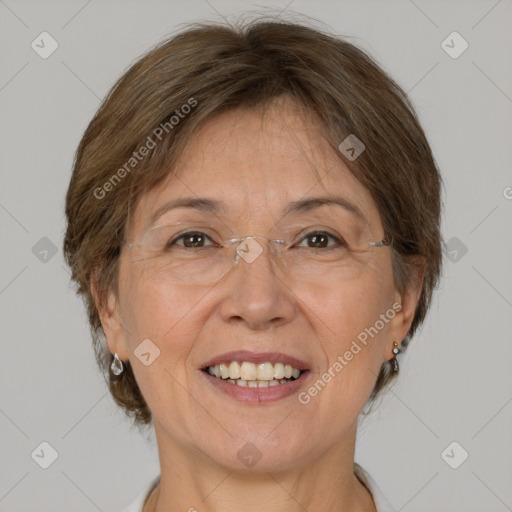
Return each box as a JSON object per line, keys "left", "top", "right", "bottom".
{"left": 306, "top": 259, "right": 394, "bottom": 384}
{"left": 117, "top": 263, "right": 206, "bottom": 368}
{"left": 117, "top": 265, "right": 225, "bottom": 431}
{"left": 295, "top": 274, "right": 393, "bottom": 436}
{"left": 116, "top": 267, "right": 206, "bottom": 429}
{"left": 312, "top": 261, "right": 392, "bottom": 333}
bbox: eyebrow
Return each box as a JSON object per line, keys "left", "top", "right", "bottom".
{"left": 148, "top": 197, "right": 228, "bottom": 227}
{"left": 283, "top": 196, "right": 365, "bottom": 222}
{"left": 149, "top": 195, "right": 366, "bottom": 226}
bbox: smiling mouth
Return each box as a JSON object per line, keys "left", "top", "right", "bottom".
{"left": 203, "top": 361, "right": 303, "bottom": 387}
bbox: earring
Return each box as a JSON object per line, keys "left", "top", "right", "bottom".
{"left": 391, "top": 341, "right": 401, "bottom": 374}
{"left": 111, "top": 353, "right": 124, "bottom": 376}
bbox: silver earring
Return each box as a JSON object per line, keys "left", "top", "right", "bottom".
{"left": 111, "top": 353, "right": 124, "bottom": 376}
{"left": 391, "top": 341, "right": 401, "bottom": 374}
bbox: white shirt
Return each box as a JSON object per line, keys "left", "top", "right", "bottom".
{"left": 121, "top": 463, "right": 397, "bottom": 512}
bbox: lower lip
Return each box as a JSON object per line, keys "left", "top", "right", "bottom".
{"left": 201, "top": 371, "right": 310, "bottom": 403}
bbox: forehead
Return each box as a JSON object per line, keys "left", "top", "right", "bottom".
{"left": 131, "top": 100, "right": 381, "bottom": 234}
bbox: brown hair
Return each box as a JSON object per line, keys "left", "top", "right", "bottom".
{"left": 64, "top": 18, "right": 443, "bottom": 428}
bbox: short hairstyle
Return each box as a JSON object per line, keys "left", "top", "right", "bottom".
{"left": 64, "top": 18, "right": 443, "bottom": 428}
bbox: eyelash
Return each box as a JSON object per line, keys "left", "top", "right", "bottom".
{"left": 170, "top": 230, "right": 347, "bottom": 249}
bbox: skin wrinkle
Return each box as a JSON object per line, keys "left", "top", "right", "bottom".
{"left": 98, "top": 99, "right": 421, "bottom": 512}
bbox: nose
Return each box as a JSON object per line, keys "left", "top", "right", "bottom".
{"left": 218, "top": 238, "right": 296, "bottom": 330}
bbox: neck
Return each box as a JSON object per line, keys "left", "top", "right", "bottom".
{"left": 144, "top": 423, "right": 376, "bottom": 512}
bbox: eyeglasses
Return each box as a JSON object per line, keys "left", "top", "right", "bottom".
{"left": 123, "top": 222, "right": 392, "bottom": 285}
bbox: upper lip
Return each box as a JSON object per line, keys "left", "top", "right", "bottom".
{"left": 201, "top": 350, "right": 310, "bottom": 371}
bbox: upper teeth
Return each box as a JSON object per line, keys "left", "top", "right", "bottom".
{"left": 207, "top": 361, "right": 301, "bottom": 381}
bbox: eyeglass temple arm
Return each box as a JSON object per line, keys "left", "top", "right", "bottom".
{"left": 371, "top": 235, "right": 392, "bottom": 248}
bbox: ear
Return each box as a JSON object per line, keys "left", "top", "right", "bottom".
{"left": 387, "top": 257, "right": 425, "bottom": 357}
{"left": 90, "top": 271, "right": 130, "bottom": 361}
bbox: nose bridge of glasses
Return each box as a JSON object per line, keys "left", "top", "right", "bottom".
{"left": 228, "top": 235, "right": 285, "bottom": 266}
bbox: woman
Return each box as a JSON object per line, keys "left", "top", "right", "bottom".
{"left": 64, "top": 18, "right": 442, "bottom": 512}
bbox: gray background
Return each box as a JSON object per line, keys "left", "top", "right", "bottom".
{"left": 1, "top": 0, "right": 511, "bottom": 510}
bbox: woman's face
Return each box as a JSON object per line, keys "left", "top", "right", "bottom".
{"left": 105, "top": 99, "right": 414, "bottom": 472}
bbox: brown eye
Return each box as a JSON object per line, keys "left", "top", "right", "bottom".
{"left": 174, "top": 232, "right": 213, "bottom": 248}
{"left": 307, "top": 233, "right": 329, "bottom": 248}
{"left": 297, "top": 231, "right": 345, "bottom": 249}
